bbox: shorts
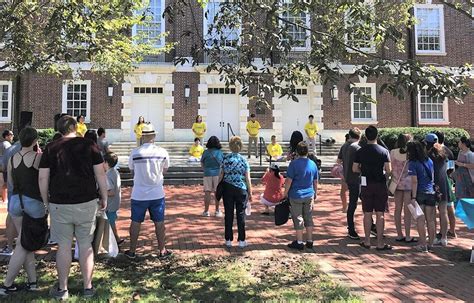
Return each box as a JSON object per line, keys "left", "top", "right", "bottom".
{"left": 360, "top": 182, "right": 388, "bottom": 213}
{"left": 106, "top": 210, "right": 118, "bottom": 226}
{"left": 49, "top": 199, "right": 98, "bottom": 247}
{"left": 8, "top": 194, "right": 46, "bottom": 218}
{"left": 417, "top": 192, "right": 436, "bottom": 207}
{"left": 131, "top": 198, "right": 165, "bottom": 223}
{"left": 290, "top": 197, "right": 314, "bottom": 230}
{"left": 260, "top": 194, "right": 279, "bottom": 207}
{"left": 203, "top": 175, "right": 220, "bottom": 192}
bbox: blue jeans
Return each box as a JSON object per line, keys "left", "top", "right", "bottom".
{"left": 347, "top": 183, "right": 360, "bottom": 233}
{"left": 8, "top": 194, "right": 46, "bottom": 218}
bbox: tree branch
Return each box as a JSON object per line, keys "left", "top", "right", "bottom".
{"left": 439, "top": 0, "right": 474, "bottom": 20}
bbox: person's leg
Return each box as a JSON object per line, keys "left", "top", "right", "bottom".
{"left": 149, "top": 198, "right": 167, "bottom": 254}
{"left": 235, "top": 191, "right": 247, "bottom": 242}
{"left": 303, "top": 198, "right": 314, "bottom": 242}
{"left": 77, "top": 242, "right": 94, "bottom": 290}
{"left": 363, "top": 212, "right": 372, "bottom": 246}
{"left": 129, "top": 221, "right": 141, "bottom": 253}
{"left": 2, "top": 184, "right": 8, "bottom": 204}
{"left": 247, "top": 137, "right": 253, "bottom": 157}
{"left": 340, "top": 182, "right": 348, "bottom": 212}
{"left": 204, "top": 191, "right": 211, "bottom": 213}
{"left": 438, "top": 202, "right": 448, "bottom": 242}
{"left": 424, "top": 206, "right": 436, "bottom": 246}
{"left": 129, "top": 199, "right": 146, "bottom": 253}
{"left": 402, "top": 191, "right": 412, "bottom": 240}
{"left": 6, "top": 214, "right": 17, "bottom": 250}
{"left": 223, "top": 187, "right": 235, "bottom": 241}
{"left": 3, "top": 217, "right": 26, "bottom": 286}
{"left": 214, "top": 193, "right": 220, "bottom": 213}
{"left": 56, "top": 242, "right": 72, "bottom": 290}
{"left": 394, "top": 190, "right": 404, "bottom": 239}
{"left": 290, "top": 199, "right": 305, "bottom": 242}
{"left": 347, "top": 183, "right": 360, "bottom": 235}
{"left": 154, "top": 221, "right": 166, "bottom": 253}
{"left": 447, "top": 204, "right": 456, "bottom": 236}
{"left": 375, "top": 212, "right": 385, "bottom": 248}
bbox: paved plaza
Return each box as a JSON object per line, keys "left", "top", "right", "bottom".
{"left": 1, "top": 184, "right": 473, "bottom": 302}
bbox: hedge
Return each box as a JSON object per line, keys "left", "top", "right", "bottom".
{"left": 37, "top": 128, "right": 56, "bottom": 147}
{"left": 378, "top": 127, "right": 469, "bottom": 156}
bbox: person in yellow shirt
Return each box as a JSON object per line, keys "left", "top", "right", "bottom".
{"left": 192, "top": 115, "right": 206, "bottom": 141}
{"left": 76, "top": 115, "right": 88, "bottom": 137}
{"left": 134, "top": 116, "right": 146, "bottom": 146}
{"left": 266, "top": 135, "right": 284, "bottom": 161}
{"left": 246, "top": 114, "right": 261, "bottom": 158}
{"left": 188, "top": 138, "right": 204, "bottom": 162}
{"left": 304, "top": 114, "right": 319, "bottom": 154}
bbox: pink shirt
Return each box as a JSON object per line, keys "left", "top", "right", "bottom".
{"left": 390, "top": 149, "right": 411, "bottom": 191}
{"left": 262, "top": 171, "right": 285, "bottom": 204}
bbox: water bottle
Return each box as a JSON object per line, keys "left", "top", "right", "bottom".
{"left": 245, "top": 202, "right": 251, "bottom": 216}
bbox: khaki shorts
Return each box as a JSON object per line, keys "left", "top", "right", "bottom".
{"left": 203, "top": 176, "right": 220, "bottom": 192}
{"left": 49, "top": 199, "right": 98, "bottom": 247}
{"left": 290, "top": 197, "right": 314, "bottom": 230}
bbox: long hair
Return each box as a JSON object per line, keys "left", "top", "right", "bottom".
{"left": 136, "top": 116, "right": 145, "bottom": 126}
{"left": 270, "top": 166, "right": 281, "bottom": 179}
{"left": 206, "top": 136, "right": 222, "bottom": 149}
{"left": 427, "top": 141, "right": 446, "bottom": 161}
{"left": 289, "top": 131, "right": 304, "bottom": 152}
{"left": 407, "top": 140, "right": 428, "bottom": 162}
{"left": 396, "top": 133, "right": 412, "bottom": 154}
{"left": 460, "top": 136, "right": 473, "bottom": 151}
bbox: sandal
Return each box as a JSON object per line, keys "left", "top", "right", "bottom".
{"left": 395, "top": 237, "right": 405, "bottom": 242}
{"left": 376, "top": 244, "right": 392, "bottom": 251}
{"left": 359, "top": 242, "right": 371, "bottom": 249}
{"left": 405, "top": 237, "right": 418, "bottom": 243}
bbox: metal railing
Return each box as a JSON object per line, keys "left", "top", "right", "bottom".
{"left": 227, "top": 123, "right": 236, "bottom": 142}
{"left": 318, "top": 134, "right": 322, "bottom": 156}
{"left": 258, "top": 136, "right": 267, "bottom": 167}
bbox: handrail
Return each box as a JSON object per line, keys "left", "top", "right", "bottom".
{"left": 259, "top": 136, "right": 266, "bottom": 167}
{"left": 318, "top": 134, "right": 322, "bottom": 156}
{"left": 227, "top": 123, "right": 236, "bottom": 142}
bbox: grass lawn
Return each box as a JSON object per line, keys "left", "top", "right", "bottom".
{"left": 0, "top": 254, "right": 361, "bottom": 302}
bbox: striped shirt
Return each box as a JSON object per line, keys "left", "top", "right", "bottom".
{"left": 128, "top": 143, "right": 170, "bottom": 201}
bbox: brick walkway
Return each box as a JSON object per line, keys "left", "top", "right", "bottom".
{"left": 1, "top": 185, "right": 473, "bottom": 301}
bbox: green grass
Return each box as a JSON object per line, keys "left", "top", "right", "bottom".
{"left": 0, "top": 254, "right": 361, "bottom": 302}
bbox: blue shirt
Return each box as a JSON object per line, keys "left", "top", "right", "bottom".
{"left": 3, "top": 142, "right": 21, "bottom": 192}
{"left": 408, "top": 159, "right": 435, "bottom": 194}
{"left": 222, "top": 153, "right": 250, "bottom": 191}
{"left": 201, "top": 148, "right": 224, "bottom": 177}
{"left": 287, "top": 157, "right": 318, "bottom": 199}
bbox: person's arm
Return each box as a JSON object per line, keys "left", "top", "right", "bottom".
{"left": 163, "top": 151, "right": 170, "bottom": 174}
{"left": 352, "top": 162, "right": 361, "bottom": 173}
{"left": 33, "top": 153, "right": 43, "bottom": 170}
{"left": 384, "top": 162, "right": 392, "bottom": 177}
{"left": 411, "top": 175, "right": 418, "bottom": 201}
{"left": 245, "top": 170, "right": 253, "bottom": 202}
{"left": 313, "top": 179, "right": 318, "bottom": 199}
{"left": 337, "top": 158, "right": 343, "bottom": 165}
{"left": 284, "top": 177, "right": 293, "bottom": 198}
{"left": 38, "top": 168, "right": 50, "bottom": 209}
{"left": 93, "top": 164, "right": 108, "bottom": 210}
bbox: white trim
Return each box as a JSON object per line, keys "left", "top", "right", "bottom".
{"left": 132, "top": 0, "right": 166, "bottom": 48}
{"left": 279, "top": 1, "right": 311, "bottom": 51}
{"left": 350, "top": 83, "right": 377, "bottom": 123}
{"left": 417, "top": 88, "right": 449, "bottom": 124}
{"left": 62, "top": 80, "right": 92, "bottom": 122}
{"left": 414, "top": 4, "right": 446, "bottom": 55}
{"left": 203, "top": 0, "right": 241, "bottom": 50}
{"left": 0, "top": 81, "right": 13, "bottom": 122}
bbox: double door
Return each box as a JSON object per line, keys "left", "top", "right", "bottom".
{"left": 206, "top": 94, "right": 240, "bottom": 140}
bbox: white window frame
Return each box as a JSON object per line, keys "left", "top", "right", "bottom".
{"left": 0, "top": 81, "right": 13, "bottom": 122}
{"left": 417, "top": 88, "right": 449, "bottom": 125}
{"left": 279, "top": 0, "right": 311, "bottom": 51}
{"left": 414, "top": 4, "right": 446, "bottom": 55}
{"left": 350, "top": 83, "right": 377, "bottom": 124}
{"left": 62, "top": 80, "right": 92, "bottom": 123}
{"left": 203, "top": 0, "right": 241, "bottom": 49}
{"left": 132, "top": 0, "right": 166, "bottom": 47}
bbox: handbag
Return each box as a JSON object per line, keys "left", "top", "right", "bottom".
{"left": 275, "top": 198, "right": 291, "bottom": 226}
{"left": 387, "top": 160, "right": 408, "bottom": 195}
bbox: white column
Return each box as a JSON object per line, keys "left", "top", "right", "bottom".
{"left": 272, "top": 96, "right": 283, "bottom": 140}
{"left": 312, "top": 84, "right": 324, "bottom": 131}
{"left": 198, "top": 83, "right": 208, "bottom": 118}
{"left": 163, "top": 83, "right": 175, "bottom": 141}
{"left": 120, "top": 82, "right": 133, "bottom": 141}
{"left": 239, "top": 94, "right": 250, "bottom": 140}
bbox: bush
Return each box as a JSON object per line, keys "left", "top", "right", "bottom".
{"left": 378, "top": 127, "right": 469, "bottom": 156}
{"left": 37, "top": 128, "right": 56, "bottom": 147}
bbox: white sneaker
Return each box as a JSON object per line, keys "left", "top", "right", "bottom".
{"left": 433, "top": 238, "right": 442, "bottom": 245}
{"left": 225, "top": 240, "right": 232, "bottom": 248}
{"left": 202, "top": 211, "right": 210, "bottom": 217}
{"left": 238, "top": 241, "right": 248, "bottom": 248}
{"left": 441, "top": 238, "right": 448, "bottom": 247}
{"left": 0, "top": 245, "right": 13, "bottom": 256}
{"left": 215, "top": 210, "right": 223, "bottom": 217}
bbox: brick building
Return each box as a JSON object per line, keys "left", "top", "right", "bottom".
{"left": 0, "top": 0, "right": 472, "bottom": 142}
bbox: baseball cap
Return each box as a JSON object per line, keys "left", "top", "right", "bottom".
{"left": 425, "top": 133, "right": 438, "bottom": 144}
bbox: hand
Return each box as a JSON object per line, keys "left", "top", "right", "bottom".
{"left": 248, "top": 193, "right": 253, "bottom": 202}
{"left": 99, "top": 198, "right": 107, "bottom": 211}
{"left": 44, "top": 202, "right": 50, "bottom": 213}
{"left": 455, "top": 161, "right": 463, "bottom": 167}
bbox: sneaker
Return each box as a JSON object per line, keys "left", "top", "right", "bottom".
{"left": 306, "top": 241, "right": 314, "bottom": 249}
{"left": 202, "top": 211, "right": 210, "bottom": 217}
{"left": 124, "top": 250, "right": 136, "bottom": 259}
{"left": 26, "top": 282, "right": 38, "bottom": 291}
{"left": 238, "top": 241, "right": 248, "bottom": 248}
{"left": 447, "top": 231, "right": 457, "bottom": 239}
{"left": 83, "top": 287, "right": 96, "bottom": 298}
{"left": 416, "top": 245, "right": 429, "bottom": 253}
{"left": 215, "top": 210, "right": 223, "bottom": 217}
{"left": 440, "top": 238, "right": 448, "bottom": 247}
{"left": 433, "top": 238, "right": 442, "bottom": 245}
{"left": 0, "top": 284, "right": 18, "bottom": 296}
{"left": 50, "top": 286, "right": 69, "bottom": 300}
{"left": 0, "top": 246, "right": 13, "bottom": 256}
{"left": 347, "top": 230, "right": 360, "bottom": 240}
{"left": 287, "top": 240, "right": 304, "bottom": 251}
{"left": 225, "top": 240, "right": 232, "bottom": 248}
{"left": 159, "top": 250, "right": 173, "bottom": 259}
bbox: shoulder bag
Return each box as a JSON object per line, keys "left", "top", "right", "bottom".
{"left": 387, "top": 160, "right": 408, "bottom": 195}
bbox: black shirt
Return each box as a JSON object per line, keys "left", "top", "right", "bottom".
{"left": 354, "top": 144, "right": 390, "bottom": 183}
{"left": 39, "top": 137, "right": 103, "bottom": 204}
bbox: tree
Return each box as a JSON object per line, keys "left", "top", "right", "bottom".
{"left": 167, "top": 0, "right": 473, "bottom": 108}
{"left": 0, "top": 0, "right": 171, "bottom": 81}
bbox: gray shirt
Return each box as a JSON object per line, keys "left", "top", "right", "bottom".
{"left": 106, "top": 168, "right": 121, "bottom": 212}
{"left": 0, "top": 140, "right": 11, "bottom": 170}
{"left": 98, "top": 138, "right": 109, "bottom": 156}
{"left": 337, "top": 139, "right": 361, "bottom": 185}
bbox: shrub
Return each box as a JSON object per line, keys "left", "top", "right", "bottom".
{"left": 37, "top": 128, "right": 56, "bottom": 147}
{"left": 378, "top": 127, "right": 469, "bottom": 156}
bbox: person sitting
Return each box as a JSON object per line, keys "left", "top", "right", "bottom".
{"left": 260, "top": 164, "right": 285, "bottom": 215}
{"left": 266, "top": 135, "right": 284, "bottom": 162}
{"left": 188, "top": 138, "right": 204, "bottom": 162}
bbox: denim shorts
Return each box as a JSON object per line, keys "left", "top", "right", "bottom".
{"left": 417, "top": 192, "right": 436, "bottom": 207}
{"left": 8, "top": 194, "right": 46, "bottom": 218}
{"left": 131, "top": 198, "right": 165, "bottom": 223}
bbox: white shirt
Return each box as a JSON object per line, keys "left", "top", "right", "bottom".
{"left": 128, "top": 143, "right": 170, "bottom": 201}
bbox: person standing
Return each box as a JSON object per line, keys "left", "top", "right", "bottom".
{"left": 246, "top": 114, "right": 261, "bottom": 158}
{"left": 192, "top": 115, "right": 206, "bottom": 141}
{"left": 390, "top": 134, "right": 415, "bottom": 242}
{"left": 337, "top": 128, "right": 362, "bottom": 240}
{"left": 353, "top": 126, "right": 392, "bottom": 250}
{"left": 126, "top": 124, "right": 172, "bottom": 259}
{"left": 454, "top": 137, "right": 474, "bottom": 199}
{"left": 284, "top": 142, "right": 319, "bottom": 250}
{"left": 201, "top": 136, "right": 224, "bottom": 217}
{"left": 220, "top": 136, "right": 253, "bottom": 248}
{"left": 75, "top": 115, "right": 88, "bottom": 137}
{"left": 304, "top": 115, "right": 319, "bottom": 153}
{"left": 1, "top": 130, "right": 14, "bottom": 203}
{"left": 103, "top": 152, "right": 123, "bottom": 245}
{"left": 97, "top": 128, "right": 110, "bottom": 156}
{"left": 134, "top": 116, "right": 145, "bottom": 147}
{"left": 0, "top": 127, "right": 45, "bottom": 296}
{"left": 266, "top": 135, "right": 284, "bottom": 161}
{"left": 39, "top": 115, "right": 107, "bottom": 300}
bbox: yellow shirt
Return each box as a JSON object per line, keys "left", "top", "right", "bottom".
{"left": 189, "top": 144, "right": 204, "bottom": 158}
{"left": 134, "top": 123, "right": 145, "bottom": 139}
{"left": 267, "top": 143, "right": 283, "bottom": 158}
{"left": 192, "top": 122, "right": 206, "bottom": 138}
{"left": 76, "top": 122, "right": 87, "bottom": 137}
{"left": 304, "top": 122, "right": 319, "bottom": 138}
{"left": 246, "top": 120, "right": 261, "bottom": 137}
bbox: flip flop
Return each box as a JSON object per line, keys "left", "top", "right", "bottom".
{"left": 405, "top": 237, "right": 418, "bottom": 243}
{"left": 395, "top": 237, "right": 405, "bottom": 242}
{"left": 359, "top": 242, "right": 371, "bottom": 249}
{"left": 376, "top": 244, "right": 392, "bottom": 251}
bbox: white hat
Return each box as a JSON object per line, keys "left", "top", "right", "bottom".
{"left": 141, "top": 123, "right": 156, "bottom": 135}
{"left": 270, "top": 163, "right": 279, "bottom": 170}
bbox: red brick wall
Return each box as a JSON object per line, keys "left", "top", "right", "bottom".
{"left": 448, "top": 79, "right": 474, "bottom": 136}
{"left": 172, "top": 72, "right": 200, "bottom": 129}
{"left": 247, "top": 84, "right": 274, "bottom": 129}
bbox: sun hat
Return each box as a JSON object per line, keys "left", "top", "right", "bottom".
{"left": 424, "top": 133, "right": 438, "bottom": 144}
{"left": 141, "top": 123, "right": 156, "bottom": 135}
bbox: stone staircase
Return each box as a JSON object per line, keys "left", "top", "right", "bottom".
{"left": 110, "top": 141, "right": 341, "bottom": 186}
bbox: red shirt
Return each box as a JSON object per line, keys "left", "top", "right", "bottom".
{"left": 262, "top": 171, "right": 285, "bottom": 204}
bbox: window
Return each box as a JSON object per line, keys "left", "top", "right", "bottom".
{"left": 414, "top": 4, "right": 445, "bottom": 54}
{"left": 204, "top": 1, "right": 240, "bottom": 48}
{"left": 62, "top": 80, "right": 91, "bottom": 121}
{"left": 134, "top": 87, "right": 163, "bottom": 94}
{"left": 133, "top": 0, "right": 165, "bottom": 47}
{"left": 208, "top": 87, "right": 236, "bottom": 94}
{"left": 291, "top": 88, "right": 307, "bottom": 95}
{"left": 280, "top": 0, "right": 311, "bottom": 50}
{"left": 351, "top": 83, "right": 377, "bottom": 123}
{"left": 0, "top": 81, "right": 12, "bottom": 122}
{"left": 418, "top": 89, "right": 448, "bottom": 123}
{"left": 345, "top": 1, "right": 376, "bottom": 53}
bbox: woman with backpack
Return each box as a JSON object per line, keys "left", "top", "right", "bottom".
{"left": 260, "top": 164, "right": 285, "bottom": 215}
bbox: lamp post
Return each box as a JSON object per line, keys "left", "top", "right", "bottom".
{"left": 184, "top": 84, "right": 190, "bottom": 103}
{"left": 330, "top": 85, "right": 339, "bottom": 102}
{"left": 107, "top": 84, "right": 114, "bottom": 104}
